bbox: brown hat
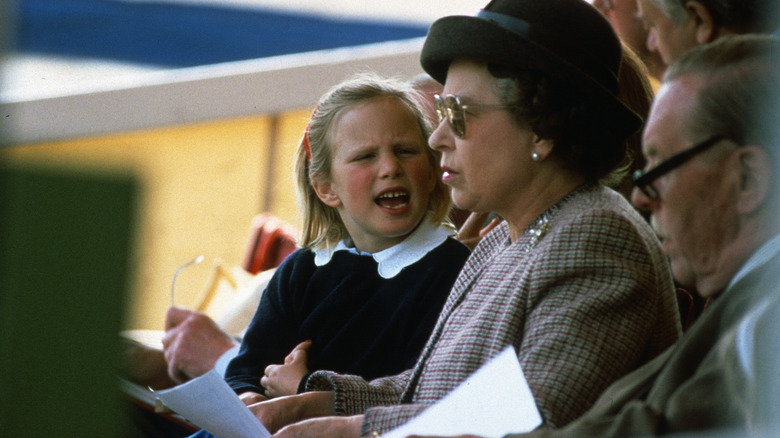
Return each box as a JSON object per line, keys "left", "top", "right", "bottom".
{"left": 420, "top": 0, "right": 642, "bottom": 140}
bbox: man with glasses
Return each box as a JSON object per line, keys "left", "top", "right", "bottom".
{"left": 495, "top": 34, "right": 780, "bottom": 438}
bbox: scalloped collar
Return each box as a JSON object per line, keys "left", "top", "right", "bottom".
{"left": 313, "top": 218, "right": 451, "bottom": 279}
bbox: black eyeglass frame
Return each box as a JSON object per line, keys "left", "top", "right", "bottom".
{"left": 632, "top": 135, "right": 726, "bottom": 200}
{"left": 433, "top": 94, "right": 514, "bottom": 138}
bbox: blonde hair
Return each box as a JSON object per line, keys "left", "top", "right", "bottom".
{"left": 295, "top": 73, "right": 452, "bottom": 249}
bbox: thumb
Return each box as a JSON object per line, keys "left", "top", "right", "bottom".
{"left": 457, "top": 212, "right": 488, "bottom": 240}
{"left": 285, "top": 340, "right": 312, "bottom": 364}
{"left": 164, "top": 306, "right": 191, "bottom": 331}
{"left": 295, "top": 339, "right": 313, "bottom": 352}
{"left": 479, "top": 216, "right": 502, "bottom": 238}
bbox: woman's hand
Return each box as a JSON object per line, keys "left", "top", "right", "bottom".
{"left": 261, "top": 340, "right": 312, "bottom": 398}
{"left": 273, "top": 414, "right": 363, "bottom": 438}
{"left": 249, "top": 391, "right": 336, "bottom": 434}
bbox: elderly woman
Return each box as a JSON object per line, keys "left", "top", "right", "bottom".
{"left": 251, "top": 0, "right": 682, "bottom": 436}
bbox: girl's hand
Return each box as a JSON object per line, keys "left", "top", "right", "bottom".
{"left": 261, "top": 340, "right": 312, "bottom": 398}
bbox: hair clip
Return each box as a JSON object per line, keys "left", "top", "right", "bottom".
{"left": 303, "top": 105, "right": 319, "bottom": 160}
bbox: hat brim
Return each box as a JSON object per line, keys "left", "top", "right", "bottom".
{"left": 421, "top": 15, "right": 642, "bottom": 140}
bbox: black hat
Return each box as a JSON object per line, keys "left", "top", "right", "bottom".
{"left": 420, "top": 0, "right": 642, "bottom": 139}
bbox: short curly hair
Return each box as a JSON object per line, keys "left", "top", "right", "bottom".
{"left": 488, "top": 64, "right": 632, "bottom": 185}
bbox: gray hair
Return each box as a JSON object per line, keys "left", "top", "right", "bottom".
{"left": 650, "top": 0, "right": 688, "bottom": 23}
{"left": 664, "top": 34, "right": 780, "bottom": 168}
{"left": 652, "top": 0, "right": 779, "bottom": 32}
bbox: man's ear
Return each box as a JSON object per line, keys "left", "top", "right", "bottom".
{"left": 685, "top": 1, "right": 717, "bottom": 43}
{"left": 311, "top": 177, "right": 341, "bottom": 208}
{"left": 736, "top": 146, "right": 772, "bottom": 215}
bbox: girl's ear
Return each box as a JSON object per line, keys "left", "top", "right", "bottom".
{"left": 736, "top": 145, "right": 771, "bottom": 215}
{"left": 312, "top": 177, "right": 341, "bottom": 208}
{"left": 685, "top": 1, "right": 717, "bottom": 44}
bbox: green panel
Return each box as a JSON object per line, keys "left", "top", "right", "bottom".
{"left": 0, "top": 162, "right": 139, "bottom": 437}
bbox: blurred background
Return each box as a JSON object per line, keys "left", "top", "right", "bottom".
{"left": 0, "top": 0, "right": 486, "bottom": 331}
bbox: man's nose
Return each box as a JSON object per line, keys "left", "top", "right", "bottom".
{"left": 631, "top": 186, "right": 654, "bottom": 213}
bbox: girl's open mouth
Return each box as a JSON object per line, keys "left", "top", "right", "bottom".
{"left": 376, "top": 191, "right": 410, "bottom": 209}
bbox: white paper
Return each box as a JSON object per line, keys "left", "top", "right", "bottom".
{"left": 382, "top": 346, "right": 542, "bottom": 438}
{"left": 153, "top": 369, "right": 271, "bottom": 438}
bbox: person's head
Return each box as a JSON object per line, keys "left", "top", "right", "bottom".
{"left": 410, "top": 73, "right": 475, "bottom": 229}
{"left": 592, "top": 0, "right": 666, "bottom": 79}
{"left": 637, "top": 0, "right": 780, "bottom": 66}
{"left": 420, "top": 0, "right": 641, "bottom": 218}
{"left": 631, "top": 34, "right": 780, "bottom": 297}
{"left": 295, "top": 73, "right": 451, "bottom": 252}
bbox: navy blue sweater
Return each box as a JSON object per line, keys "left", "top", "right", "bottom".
{"left": 224, "top": 236, "right": 470, "bottom": 395}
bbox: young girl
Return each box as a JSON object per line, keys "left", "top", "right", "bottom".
{"left": 222, "top": 73, "right": 470, "bottom": 404}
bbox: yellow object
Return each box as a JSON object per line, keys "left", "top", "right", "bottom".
{"left": 0, "top": 110, "right": 310, "bottom": 329}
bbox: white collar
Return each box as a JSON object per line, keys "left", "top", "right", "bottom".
{"left": 313, "top": 218, "right": 451, "bottom": 279}
{"left": 726, "top": 233, "right": 780, "bottom": 292}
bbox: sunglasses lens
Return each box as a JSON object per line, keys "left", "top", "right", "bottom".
{"left": 433, "top": 95, "right": 468, "bottom": 138}
{"left": 434, "top": 95, "right": 447, "bottom": 123}
{"left": 445, "top": 96, "right": 466, "bottom": 137}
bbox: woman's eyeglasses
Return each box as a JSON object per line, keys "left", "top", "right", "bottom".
{"left": 632, "top": 135, "right": 726, "bottom": 200}
{"left": 434, "top": 94, "right": 513, "bottom": 138}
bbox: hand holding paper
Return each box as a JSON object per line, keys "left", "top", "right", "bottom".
{"left": 151, "top": 347, "right": 538, "bottom": 438}
{"left": 381, "top": 347, "right": 541, "bottom": 438}
{"left": 153, "top": 369, "right": 271, "bottom": 438}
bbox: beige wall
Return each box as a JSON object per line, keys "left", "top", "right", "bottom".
{"left": 0, "top": 109, "right": 311, "bottom": 329}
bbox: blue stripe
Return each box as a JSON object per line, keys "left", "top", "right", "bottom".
{"left": 13, "top": 0, "right": 428, "bottom": 67}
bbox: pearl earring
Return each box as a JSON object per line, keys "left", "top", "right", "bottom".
{"left": 531, "top": 152, "right": 540, "bottom": 161}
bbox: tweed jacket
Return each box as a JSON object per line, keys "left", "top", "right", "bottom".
{"left": 306, "top": 185, "right": 681, "bottom": 436}
{"left": 510, "top": 237, "right": 780, "bottom": 438}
